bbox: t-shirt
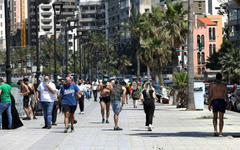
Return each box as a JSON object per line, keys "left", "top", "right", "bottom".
{"left": 77, "top": 84, "right": 87, "bottom": 96}
{"left": 37, "top": 82, "right": 56, "bottom": 102}
{"left": 0, "top": 83, "right": 11, "bottom": 102}
{"left": 92, "top": 81, "right": 98, "bottom": 90}
{"left": 60, "top": 84, "right": 80, "bottom": 106}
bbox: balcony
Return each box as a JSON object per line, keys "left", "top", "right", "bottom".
{"left": 41, "top": 25, "right": 52, "bottom": 32}
{"left": 41, "top": 12, "right": 52, "bottom": 18}
{"left": 41, "top": 5, "right": 51, "bottom": 11}
{"left": 41, "top": 18, "right": 52, "bottom": 25}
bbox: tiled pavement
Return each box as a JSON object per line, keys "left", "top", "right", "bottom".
{"left": 1, "top": 99, "right": 240, "bottom": 150}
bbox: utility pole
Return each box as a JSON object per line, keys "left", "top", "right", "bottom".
{"left": 5, "top": 0, "right": 11, "bottom": 84}
{"left": 187, "top": 0, "right": 195, "bottom": 110}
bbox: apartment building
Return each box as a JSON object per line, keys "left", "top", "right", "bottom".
{"left": 0, "top": 0, "right": 5, "bottom": 51}
{"left": 228, "top": 0, "right": 240, "bottom": 46}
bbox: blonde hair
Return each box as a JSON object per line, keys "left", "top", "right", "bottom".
{"left": 131, "top": 81, "right": 138, "bottom": 90}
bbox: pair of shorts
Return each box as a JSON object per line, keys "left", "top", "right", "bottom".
{"left": 111, "top": 100, "right": 121, "bottom": 115}
{"left": 211, "top": 99, "right": 226, "bottom": 113}
{"left": 62, "top": 105, "right": 77, "bottom": 114}
{"left": 29, "top": 95, "right": 36, "bottom": 105}
{"left": 100, "top": 96, "right": 110, "bottom": 104}
{"left": 23, "top": 96, "right": 30, "bottom": 108}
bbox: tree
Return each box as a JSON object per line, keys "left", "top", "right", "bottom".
{"left": 165, "top": 0, "right": 188, "bottom": 73}
{"left": 118, "top": 55, "right": 132, "bottom": 75}
{"left": 220, "top": 47, "right": 240, "bottom": 83}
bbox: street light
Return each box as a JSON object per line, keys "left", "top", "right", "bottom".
{"left": 4, "top": 0, "right": 11, "bottom": 84}
{"left": 53, "top": 0, "right": 63, "bottom": 85}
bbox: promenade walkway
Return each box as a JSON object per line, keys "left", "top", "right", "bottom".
{"left": 1, "top": 99, "right": 240, "bottom": 150}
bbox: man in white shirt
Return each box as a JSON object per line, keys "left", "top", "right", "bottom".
{"left": 92, "top": 79, "right": 99, "bottom": 102}
{"left": 77, "top": 79, "right": 87, "bottom": 114}
{"left": 36, "top": 75, "right": 57, "bottom": 129}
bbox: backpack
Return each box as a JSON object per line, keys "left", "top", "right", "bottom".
{"left": 132, "top": 89, "right": 141, "bottom": 100}
{"left": 27, "top": 85, "right": 34, "bottom": 95}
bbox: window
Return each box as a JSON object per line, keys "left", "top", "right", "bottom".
{"left": 209, "top": 28, "right": 212, "bottom": 40}
{"left": 0, "top": 14, "right": 2, "bottom": 18}
{"left": 213, "top": 44, "right": 216, "bottom": 54}
{"left": 209, "top": 44, "right": 212, "bottom": 56}
{"left": 198, "top": 67, "right": 201, "bottom": 74}
{"left": 201, "top": 52, "right": 205, "bottom": 64}
{"left": 145, "top": 9, "right": 150, "bottom": 13}
{"left": 201, "top": 35, "right": 205, "bottom": 48}
{"left": 197, "top": 35, "right": 201, "bottom": 49}
{"left": 212, "top": 28, "right": 216, "bottom": 41}
{"left": 90, "top": 6, "right": 95, "bottom": 10}
{"left": 197, "top": 52, "right": 201, "bottom": 64}
{"left": 0, "top": 22, "right": 2, "bottom": 27}
{"left": 0, "top": 5, "right": 2, "bottom": 10}
{"left": 198, "top": 1, "right": 202, "bottom": 10}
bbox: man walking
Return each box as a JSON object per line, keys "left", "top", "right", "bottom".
{"left": 37, "top": 76, "right": 56, "bottom": 129}
{"left": 23, "top": 78, "right": 37, "bottom": 119}
{"left": 0, "top": 78, "right": 12, "bottom": 129}
{"left": 59, "top": 77, "right": 81, "bottom": 133}
{"left": 110, "top": 80, "right": 126, "bottom": 130}
{"left": 208, "top": 73, "right": 229, "bottom": 136}
{"left": 77, "top": 79, "right": 87, "bottom": 114}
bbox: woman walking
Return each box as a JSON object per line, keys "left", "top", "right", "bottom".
{"left": 140, "top": 82, "right": 156, "bottom": 131}
{"left": 131, "top": 81, "right": 140, "bottom": 108}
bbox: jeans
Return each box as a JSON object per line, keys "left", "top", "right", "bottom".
{"left": 41, "top": 102, "right": 54, "bottom": 126}
{"left": 111, "top": 100, "right": 121, "bottom": 115}
{"left": 0, "top": 102, "right": 12, "bottom": 129}
{"left": 143, "top": 100, "right": 155, "bottom": 126}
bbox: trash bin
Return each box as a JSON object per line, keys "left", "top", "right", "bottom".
{"left": 194, "top": 82, "right": 205, "bottom": 110}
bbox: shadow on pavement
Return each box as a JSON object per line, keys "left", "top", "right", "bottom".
{"left": 88, "top": 121, "right": 103, "bottom": 124}
{"left": 102, "top": 129, "right": 114, "bottom": 131}
{"left": 129, "top": 132, "right": 240, "bottom": 138}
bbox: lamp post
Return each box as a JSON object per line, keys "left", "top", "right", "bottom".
{"left": 52, "top": 0, "right": 63, "bottom": 85}
{"left": 4, "top": 0, "right": 11, "bottom": 84}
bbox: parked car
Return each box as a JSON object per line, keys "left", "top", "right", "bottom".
{"left": 229, "top": 88, "right": 240, "bottom": 112}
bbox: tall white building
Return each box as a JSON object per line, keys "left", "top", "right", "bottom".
{"left": 0, "top": 0, "right": 6, "bottom": 51}
{"left": 206, "top": 0, "right": 228, "bottom": 26}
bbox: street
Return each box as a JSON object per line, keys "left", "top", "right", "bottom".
{"left": 1, "top": 99, "right": 240, "bottom": 150}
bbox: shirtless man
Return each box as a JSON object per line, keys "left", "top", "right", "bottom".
{"left": 208, "top": 73, "right": 230, "bottom": 136}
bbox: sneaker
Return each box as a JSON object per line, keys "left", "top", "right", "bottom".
{"left": 33, "top": 116, "right": 37, "bottom": 120}
{"left": 47, "top": 125, "right": 52, "bottom": 129}
{"left": 214, "top": 131, "right": 219, "bottom": 137}
{"left": 106, "top": 120, "right": 109, "bottom": 124}
{"left": 42, "top": 126, "right": 48, "bottom": 129}
{"left": 102, "top": 118, "right": 105, "bottom": 124}
{"left": 81, "top": 111, "right": 85, "bottom": 114}
{"left": 148, "top": 125, "right": 152, "bottom": 131}
{"left": 23, "top": 117, "right": 31, "bottom": 120}
{"left": 114, "top": 127, "right": 123, "bottom": 131}
{"left": 219, "top": 133, "right": 223, "bottom": 137}
{"left": 64, "top": 127, "right": 69, "bottom": 133}
{"left": 71, "top": 126, "right": 74, "bottom": 132}
{"left": 52, "top": 123, "right": 57, "bottom": 126}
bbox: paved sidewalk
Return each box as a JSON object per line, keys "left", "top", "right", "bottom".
{"left": 1, "top": 99, "right": 240, "bottom": 150}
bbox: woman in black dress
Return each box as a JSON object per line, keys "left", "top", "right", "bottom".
{"left": 2, "top": 95, "right": 23, "bottom": 129}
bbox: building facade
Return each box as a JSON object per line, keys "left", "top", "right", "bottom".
{"left": 228, "top": 0, "right": 240, "bottom": 46}
{"left": 0, "top": 0, "right": 5, "bottom": 51}
{"left": 193, "top": 15, "right": 222, "bottom": 75}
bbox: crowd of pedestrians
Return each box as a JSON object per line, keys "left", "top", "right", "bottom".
{"left": 0, "top": 75, "right": 160, "bottom": 132}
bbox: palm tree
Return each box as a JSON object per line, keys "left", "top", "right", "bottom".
{"left": 187, "top": 0, "right": 195, "bottom": 110}
{"left": 165, "top": 0, "right": 188, "bottom": 73}
{"left": 220, "top": 47, "right": 240, "bottom": 83}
